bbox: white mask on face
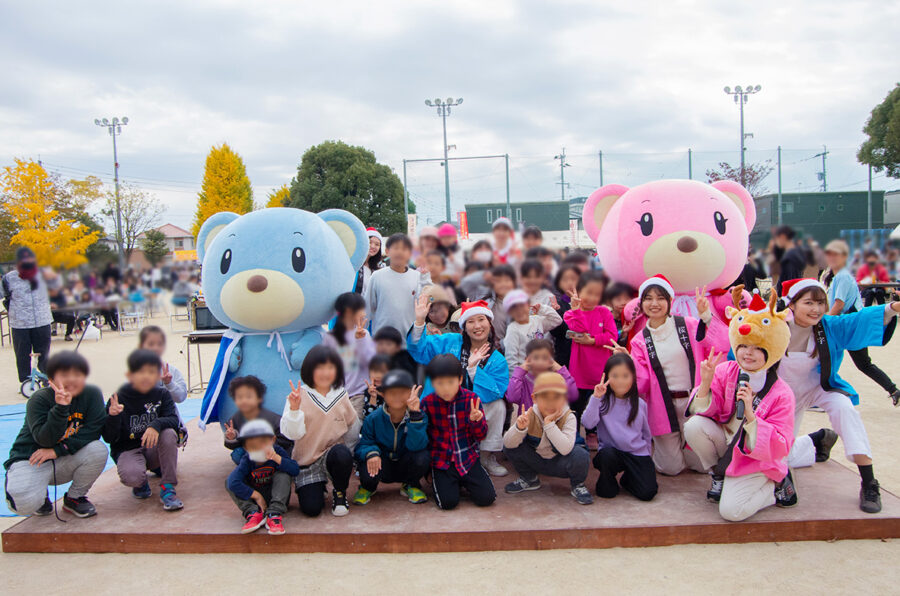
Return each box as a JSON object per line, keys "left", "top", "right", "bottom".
{"left": 247, "top": 449, "right": 268, "bottom": 463}
{"left": 474, "top": 251, "right": 492, "bottom": 263}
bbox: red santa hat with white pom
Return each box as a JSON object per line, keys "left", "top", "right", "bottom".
{"left": 639, "top": 274, "right": 675, "bottom": 300}
{"left": 457, "top": 300, "right": 494, "bottom": 328}
{"left": 780, "top": 278, "right": 826, "bottom": 305}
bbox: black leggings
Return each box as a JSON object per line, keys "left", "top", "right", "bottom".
{"left": 574, "top": 388, "right": 593, "bottom": 430}
{"left": 849, "top": 347, "right": 897, "bottom": 394}
{"left": 11, "top": 325, "right": 51, "bottom": 383}
{"left": 294, "top": 444, "right": 354, "bottom": 517}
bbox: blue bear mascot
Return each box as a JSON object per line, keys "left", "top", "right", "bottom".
{"left": 197, "top": 207, "right": 368, "bottom": 428}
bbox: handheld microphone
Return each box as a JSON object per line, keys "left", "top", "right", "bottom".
{"left": 736, "top": 372, "right": 750, "bottom": 420}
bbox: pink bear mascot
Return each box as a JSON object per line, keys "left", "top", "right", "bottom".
{"left": 582, "top": 179, "right": 754, "bottom": 352}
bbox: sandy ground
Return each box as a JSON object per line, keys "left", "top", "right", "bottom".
{"left": 1, "top": 312, "right": 899, "bottom": 594}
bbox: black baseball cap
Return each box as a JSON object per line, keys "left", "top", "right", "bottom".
{"left": 380, "top": 369, "right": 414, "bottom": 390}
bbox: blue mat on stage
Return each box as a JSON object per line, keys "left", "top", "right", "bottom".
{"left": 0, "top": 398, "right": 203, "bottom": 517}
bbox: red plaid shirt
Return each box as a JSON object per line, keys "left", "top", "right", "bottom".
{"left": 421, "top": 387, "right": 487, "bottom": 475}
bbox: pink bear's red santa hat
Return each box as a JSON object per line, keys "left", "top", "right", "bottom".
{"left": 639, "top": 274, "right": 675, "bottom": 300}
{"left": 780, "top": 278, "right": 826, "bottom": 305}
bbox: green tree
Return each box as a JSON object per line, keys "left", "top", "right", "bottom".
{"left": 286, "top": 140, "right": 413, "bottom": 234}
{"left": 101, "top": 184, "right": 165, "bottom": 261}
{"left": 193, "top": 143, "right": 254, "bottom": 235}
{"left": 858, "top": 83, "right": 900, "bottom": 178}
{"left": 141, "top": 229, "right": 169, "bottom": 267}
{"left": 706, "top": 160, "right": 774, "bottom": 197}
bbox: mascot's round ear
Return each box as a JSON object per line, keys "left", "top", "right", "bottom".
{"left": 196, "top": 212, "right": 240, "bottom": 262}
{"left": 318, "top": 209, "right": 368, "bottom": 270}
{"left": 582, "top": 184, "right": 629, "bottom": 242}
{"left": 710, "top": 180, "right": 756, "bottom": 230}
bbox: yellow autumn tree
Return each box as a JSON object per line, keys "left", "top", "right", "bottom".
{"left": 192, "top": 143, "right": 254, "bottom": 236}
{"left": 265, "top": 184, "right": 290, "bottom": 208}
{"left": 1, "top": 159, "right": 100, "bottom": 268}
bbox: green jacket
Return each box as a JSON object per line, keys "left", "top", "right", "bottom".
{"left": 4, "top": 385, "right": 107, "bottom": 469}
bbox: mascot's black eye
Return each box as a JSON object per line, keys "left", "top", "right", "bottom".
{"left": 714, "top": 211, "right": 728, "bottom": 235}
{"left": 292, "top": 247, "right": 306, "bottom": 273}
{"left": 637, "top": 212, "right": 653, "bottom": 236}
{"left": 220, "top": 249, "right": 232, "bottom": 275}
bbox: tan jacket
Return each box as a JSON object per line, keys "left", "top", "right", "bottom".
{"left": 502, "top": 405, "right": 576, "bottom": 459}
{"left": 280, "top": 386, "right": 361, "bottom": 466}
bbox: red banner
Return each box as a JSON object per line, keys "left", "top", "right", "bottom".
{"left": 457, "top": 211, "right": 469, "bottom": 239}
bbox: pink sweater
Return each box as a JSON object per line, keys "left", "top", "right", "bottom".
{"left": 690, "top": 361, "right": 794, "bottom": 481}
{"left": 563, "top": 306, "right": 618, "bottom": 389}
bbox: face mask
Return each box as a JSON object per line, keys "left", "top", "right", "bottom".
{"left": 473, "top": 251, "right": 491, "bottom": 263}
{"left": 247, "top": 449, "right": 268, "bottom": 463}
{"left": 18, "top": 261, "right": 37, "bottom": 280}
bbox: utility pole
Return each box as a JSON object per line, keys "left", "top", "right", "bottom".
{"left": 867, "top": 163, "right": 873, "bottom": 236}
{"left": 688, "top": 148, "right": 692, "bottom": 180}
{"left": 777, "top": 146, "right": 783, "bottom": 226}
{"left": 554, "top": 148, "right": 570, "bottom": 202}
{"left": 815, "top": 145, "right": 829, "bottom": 192}
{"left": 504, "top": 154, "right": 511, "bottom": 219}
{"left": 723, "top": 85, "right": 761, "bottom": 187}
{"left": 424, "top": 97, "right": 463, "bottom": 221}
{"left": 94, "top": 116, "right": 129, "bottom": 270}
{"left": 598, "top": 150, "right": 604, "bottom": 186}
{"left": 402, "top": 159, "right": 409, "bottom": 220}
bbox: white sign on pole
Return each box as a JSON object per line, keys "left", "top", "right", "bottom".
{"left": 407, "top": 214, "right": 417, "bottom": 237}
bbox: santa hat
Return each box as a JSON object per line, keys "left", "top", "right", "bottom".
{"left": 458, "top": 300, "right": 494, "bottom": 328}
{"left": 781, "top": 278, "right": 825, "bottom": 304}
{"left": 502, "top": 289, "right": 529, "bottom": 313}
{"left": 366, "top": 227, "right": 382, "bottom": 245}
{"left": 639, "top": 275, "right": 675, "bottom": 300}
{"left": 745, "top": 290, "right": 768, "bottom": 313}
{"left": 491, "top": 217, "right": 514, "bottom": 232}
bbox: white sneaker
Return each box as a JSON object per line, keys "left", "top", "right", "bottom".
{"left": 331, "top": 490, "right": 349, "bottom": 517}
{"left": 481, "top": 452, "right": 508, "bottom": 477}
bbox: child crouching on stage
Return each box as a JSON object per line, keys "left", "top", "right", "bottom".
{"left": 226, "top": 419, "right": 299, "bottom": 535}
{"left": 502, "top": 372, "right": 593, "bottom": 504}
{"left": 583, "top": 353, "right": 657, "bottom": 501}
{"left": 353, "top": 369, "right": 430, "bottom": 505}
{"left": 421, "top": 354, "right": 496, "bottom": 510}
{"left": 222, "top": 375, "right": 293, "bottom": 465}
{"left": 683, "top": 292, "right": 796, "bottom": 521}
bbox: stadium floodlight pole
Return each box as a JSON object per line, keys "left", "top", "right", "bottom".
{"left": 723, "top": 85, "right": 761, "bottom": 187}
{"left": 94, "top": 116, "right": 129, "bottom": 270}
{"left": 424, "top": 97, "right": 463, "bottom": 221}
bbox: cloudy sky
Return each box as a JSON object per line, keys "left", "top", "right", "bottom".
{"left": 2, "top": 1, "right": 898, "bottom": 230}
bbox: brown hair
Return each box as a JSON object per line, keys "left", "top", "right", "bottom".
{"left": 640, "top": 285, "right": 672, "bottom": 316}
{"left": 791, "top": 286, "right": 828, "bottom": 305}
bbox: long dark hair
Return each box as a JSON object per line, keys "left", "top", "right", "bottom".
{"left": 331, "top": 292, "right": 366, "bottom": 346}
{"left": 640, "top": 284, "right": 672, "bottom": 316}
{"left": 598, "top": 352, "right": 640, "bottom": 425}
{"left": 365, "top": 239, "right": 383, "bottom": 271}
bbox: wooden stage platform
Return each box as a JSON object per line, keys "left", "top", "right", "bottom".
{"left": 4, "top": 420, "right": 900, "bottom": 553}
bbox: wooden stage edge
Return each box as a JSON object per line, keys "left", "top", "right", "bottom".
{"left": 5, "top": 517, "right": 900, "bottom": 554}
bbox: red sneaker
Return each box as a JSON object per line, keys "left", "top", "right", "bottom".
{"left": 241, "top": 511, "right": 266, "bottom": 534}
{"left": 266, "top": 514, "right": 285, "bottom": 535}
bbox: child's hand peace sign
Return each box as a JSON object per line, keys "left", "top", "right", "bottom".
{"left": 515, "top": 404, "right": 530, "bottom": 430}
{"left": 355, "top": 313, "right": 368, "bottom": 339}
{"left": 407, "top": 385, "right": 422, "bottom": 412}
{"left": 287, "top": 379, "right": 306, "bottom": 411}
{"left": 700, "top": 347, "right": 724, "bottom": 386}
{"left": 592, "top": 373, "right": 609, "bottom": 398}
{"left": 603, "top": 340, "right": 628, "bottom": 355}
{"left": 530, "top": 303, "right": 540, "bottom": 315}
{"left": 48, "top": 379, "right": 72, "bottom": 406}
{"left": 414, "top": 293, "right": 432, "bottom": 325}
{"left": 161, "top": 362, "right": 173, "bottom": 385}
{"left": 224, "top": 419, "right": 238, "bottom": 441}
{"left": 469, "top": 397, "right": 484, "bottom": 422}
{"left": 108, "top": 393, "right": 124, "bottom": 416}
{"left": 568, "top": 289, "right": 582, "bottom": 311}
{"left": 695, "top": 286, "right": 709, "bottom": 316}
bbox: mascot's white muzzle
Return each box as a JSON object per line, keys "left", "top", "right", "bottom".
{"left": 642, "top": 231, "right": 726, "bottom": 289}
{"left": 220, "top": 268, "right": 305, "bottom": 330}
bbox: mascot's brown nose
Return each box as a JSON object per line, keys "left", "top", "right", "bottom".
{"left": 247, "top": 275, "right": 268, "bottom": 293}
{"left": 677, "top": 236, "right": 698, "bottom": 253}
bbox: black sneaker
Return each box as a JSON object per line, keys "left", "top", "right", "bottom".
{"left": 570, "top": 483, "right": 594, "bottom": 505}
{"left": 707, "top": 475, "right": 724, "bottom": 503}
{"left": 331, "top": 490, "right": 349, "bottom": 517}
{"left": 775, "top": 470, "right": 798, "bottom": 507}
{"left": 504, "top": 476, "right": 541, "bottom": 494}
{"left": 891, "top": 390, "right": 900, "bottom": 407}
{"left": 815, "top": 428, "right": 839, "bottom": 463}
{"left": 860, "top": 479, "right": 882, "bottom": 514}
{"left": 62, "top": 493, "right": 97, "bottom": 518}
{"left": 34, "top": 496, "right": 53, "bottom": 516}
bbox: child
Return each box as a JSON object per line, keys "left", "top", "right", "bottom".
{"left": 684, "top": 291, "right": 796, "bottom": 521}
{"left": 353, "top": 369, "right": 430, "bottom": 505}
{"left": 426, "top": 250, "right": 464, "bottom": 305}
{"left": 226, "top": 419, "right": 300, "bottom": 535}
{"left": 779, "top": 277, "right": 900, "bottom": 513}
{"left": 138, "top": 325, "right": 187, "bottom": 403}
{"left": 373, "top": 326, "right": 418, "bottom": 378}
{"left": 521, "top": 225, "right": 543, "bottom": 251}
{"left": 507, "top": 339, "right": 578, "bottom": 410}
{"left": 420, "top": 354, "right": 496, "bottom": 509}
{"left": 491, "top": 217, "right": 521, "bottom": 266}
{"left": 629, "top": 275, "right": 716, "bottom": 476}
{"left": 222, "top": 375, "right": 293, "bottom": 464}
{"left": 409, "top": 298, "right": 510, "bottom": 477}
{"left": 322, "top": 292, "right": 375, "bottom": 420}
{"left": 365, "top": 233, "right": 432, "bottom": 342}
{"left": 280, "top": 345, "right": 361, "bottom": 517}
{"left": 4, "top": 351, "right": 108, "bottom": 518}
{"left": 563, "top": 271, "right": 618, "bottom": 425}
{"left": 503, "top": 290, "right": 563, "bottom": 373}
{"left": 550, "top": 264, "right": 581, "bottom": 368}
{"left": 521, "top": 259, "right": 556, "bottom": 306}
{"left": 422, "top": 284, "right": 457, "bottom": 335}
{"left": 503, "top": 372, "right": 593, "bottom": 504}
{"left": 603, "top": 283, "right": 636, "bottom": 346}
{"left": 103, "top": 349, "right": 183, "bottom": 510}
{"left": 363, "top": 354, "right": 391, "bottom": 417}
{"left": 584, "top": 353, "right": 657, "bottom": 501}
